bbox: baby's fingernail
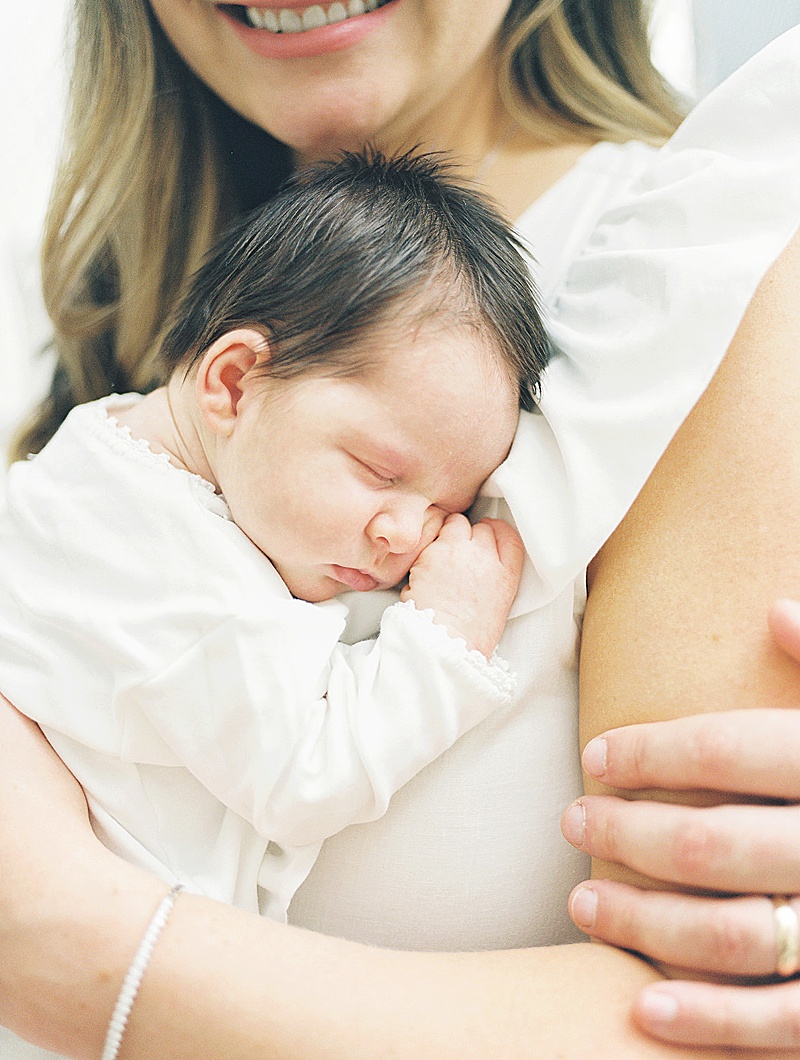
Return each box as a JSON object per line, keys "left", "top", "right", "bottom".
{"left": 569, "top": 885, "right": 598, "bottom": 930}
{"left": 638, "top": 988, "right": 680, "bottom": 1025}
{"left": 561, "top": 800, "right": 585, "bottom": 847}
{"left": 582, "top": 736, "right": 607, "bottom": 777}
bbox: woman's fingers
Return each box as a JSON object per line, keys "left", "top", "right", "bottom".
{"left": 582, "top": 709, "right": 800, "bottom": 800}
{"left": 633, "top": 978, "right": 800, "bottom": 1051}
{"left": 569, "top": 881, "right": 788, "bottom": 977}
{"left": 573, "top": 606, "right": 800, "bottom": 1050}
{"left": 562, "top": 796, "right": 800, "bottom": 893}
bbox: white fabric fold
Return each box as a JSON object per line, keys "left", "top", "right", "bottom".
{"left": 487, "top": 25, "right": 800, "bottom": 614}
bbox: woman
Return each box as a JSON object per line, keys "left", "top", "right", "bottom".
{"left": 2, "top": 0, "right": 800, "bottom": 1055}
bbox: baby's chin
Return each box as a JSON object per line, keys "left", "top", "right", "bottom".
{"left": 286, "top": 578, "right": 341, "bottom": 604}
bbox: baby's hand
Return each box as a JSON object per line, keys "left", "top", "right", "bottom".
{"left": 400, "top": 515, "right": 524, "bottom": 658}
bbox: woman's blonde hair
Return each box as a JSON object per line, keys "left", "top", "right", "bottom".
{"left": 500, "top": 0, "right": 684, "bottom": 143}
{"left": 11, "top": 0, "right": 684, "bottom": 461}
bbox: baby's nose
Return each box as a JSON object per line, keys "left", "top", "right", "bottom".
{"left": 368, "top": 499, "right": 441, "bottom": 556}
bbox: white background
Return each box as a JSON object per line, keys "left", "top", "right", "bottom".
{"left": 0, "top": 0, "right": 70, "bottom": 461}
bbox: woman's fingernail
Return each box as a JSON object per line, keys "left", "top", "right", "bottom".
{"left": 773, "top": 598, "right": 800, "bottom": 623}
{"left": 569, "top": 885, "right": 598, "bottom": 930}
{"left": 638, "top": 988, "right": 680, "bottom": 1025}
{"left": 582, "top": 736, "right": 607, "bottom": 777}
{"left": 561, "top": 800, "right": 585, "bottom": 847}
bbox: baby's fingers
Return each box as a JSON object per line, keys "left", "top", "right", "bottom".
{"left": 435, "top": 512, "right": 472, "bottom": 542}
{"left": 476, "top": 518, "right": 525, "bottom": 576}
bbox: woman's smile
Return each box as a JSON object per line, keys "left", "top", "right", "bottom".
{"left": 239, "top": 1, "right": 388, "bottom": 32}
{"left": 215, "top": 0, "right": 402, "bottom": 59}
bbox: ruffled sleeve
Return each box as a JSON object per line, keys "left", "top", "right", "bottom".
{"left": 485, "top": 25, "right": 800, "bottom": 614}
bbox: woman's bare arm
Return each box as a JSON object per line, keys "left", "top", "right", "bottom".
{"left": 577, "top": 226, "right": 800, "bottom": 977}
{"left": 0, "top": 701, "right": 168, "bottom": 1056}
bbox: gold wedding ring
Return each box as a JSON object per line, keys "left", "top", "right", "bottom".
{"left": 773, "top": 897, "right": 800, "bottom": 978}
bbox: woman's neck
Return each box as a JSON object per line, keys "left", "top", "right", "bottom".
{"left": 291, "top": 60, "right": 597, "bottom": 224}
{"left": 477, "top": 134, "right": 599, "bottom": 223}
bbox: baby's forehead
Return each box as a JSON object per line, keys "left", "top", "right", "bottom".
{"left": 369, "top": 363, "right": 516, "bottom": 465}
{"left": 361, "top": 312, "right": 512, "bottom": 379}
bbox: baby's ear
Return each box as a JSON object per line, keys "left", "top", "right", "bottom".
{"left": 194, "top": 328, "right": 271, "bottom": 436}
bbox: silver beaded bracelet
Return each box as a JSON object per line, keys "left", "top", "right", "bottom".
{"left": 101, "top": 883, "right": 184, "bottom": 1060}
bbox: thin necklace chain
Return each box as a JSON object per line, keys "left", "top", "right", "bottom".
{"left": 474, "top": 120, "right": 518, "bottom": 181}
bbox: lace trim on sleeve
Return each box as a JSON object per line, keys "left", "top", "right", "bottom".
{"left": 384, "top": 599, "right": 516, "bottom": 699}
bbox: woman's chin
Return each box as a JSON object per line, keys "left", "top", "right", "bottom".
{"left": 266, "top": 99, "right": 402, "bottom": 163}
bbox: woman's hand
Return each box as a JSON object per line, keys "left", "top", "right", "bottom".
{"left": 561, "top": 598, "right": 800, "bottom": 1051}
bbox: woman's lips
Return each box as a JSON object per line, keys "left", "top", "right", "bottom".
{"left": 217, "top": 0, "right": 399, "bottom": 59}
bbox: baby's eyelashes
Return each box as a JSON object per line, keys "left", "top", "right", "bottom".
{"left": 351, "top": 454, "right": 398, "bottom": 487}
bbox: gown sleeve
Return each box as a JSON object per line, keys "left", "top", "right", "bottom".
{"left": 128, "top": 600, "right": 515, "bottom": 848}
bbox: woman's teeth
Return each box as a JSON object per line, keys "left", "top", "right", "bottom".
{"left": 245, "top": 1, "right": 381, "bottom": 32}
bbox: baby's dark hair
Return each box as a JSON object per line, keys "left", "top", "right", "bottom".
{"left": 159, "top": 149, "right": 550, "bottom": 411}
